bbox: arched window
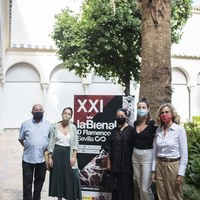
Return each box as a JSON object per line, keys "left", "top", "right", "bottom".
{"left": 172, "top": 68, "right": 187, "bottom": 85}
{"left": 50, "top": 65, "right": 81, "bottom": 83}
{"left": 6, "top": 63, "right": 40, "bottom": 82}
{"left": 197, "top": 72, "right": 200, "bottom": 85}
{"left": 92, "top": 74, "right": 112, "bottom": 83}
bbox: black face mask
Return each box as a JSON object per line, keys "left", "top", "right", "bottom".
{"left": 33, "top": 112, "right": 43, "bottom": 121}
{"left": 116, "top": 117, "right": 126, "bottom": 126}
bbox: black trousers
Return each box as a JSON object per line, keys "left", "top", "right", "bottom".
{"left": 22, "top": 161, "right": 46, "bottom": 200}
{"left": 112, "top": 173, "right": 134, "bottom": 200}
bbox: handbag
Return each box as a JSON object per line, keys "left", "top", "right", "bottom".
{"left": 100, "top": 170, "right": 118, "bottom": 192}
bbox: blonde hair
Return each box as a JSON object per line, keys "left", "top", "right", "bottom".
{"left": 156, "top": 103, "right": 181, "bottom": 127}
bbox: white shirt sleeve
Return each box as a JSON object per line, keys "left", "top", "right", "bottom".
{"left": 178, "top": 126, "right": 188, "bottom": 176}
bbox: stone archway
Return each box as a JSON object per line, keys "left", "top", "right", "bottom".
{"left": 48, "top": 65, "right": 83, "bottom": 122}
{"left": 2, "top": 63, "right": 41, "bottom": 128}
{"left": 171, "top": 67, "right": 189, "bottom": 121}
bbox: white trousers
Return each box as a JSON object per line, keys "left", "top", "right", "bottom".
{"left": 132, "top": 148, "right": 154, "bottom": 200}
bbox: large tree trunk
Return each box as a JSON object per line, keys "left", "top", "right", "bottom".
{"left": 139, "top": 0, "right": 172, "bottom": 119}
{"left": 124, "top": 81, "right": 130, "bottom": 95}
{"left": 122, "top": 71, "right": 131, "bottom": 95}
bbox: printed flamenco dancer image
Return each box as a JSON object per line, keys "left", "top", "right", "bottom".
{"left": 79, "top": 148, "right": 108, "bottom": 188}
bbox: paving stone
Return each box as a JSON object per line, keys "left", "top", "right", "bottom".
{"left": 0, "top": 130, "right": 56, "bottom": 200}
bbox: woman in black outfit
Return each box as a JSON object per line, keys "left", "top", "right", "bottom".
{"left": 132, "top": 98, "right": 157, "bottom": 200}
{"left": 107, "top": 108, "right": 135, "bottom": 200}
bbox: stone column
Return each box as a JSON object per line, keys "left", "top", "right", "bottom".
{"left": 41, "top": 83, "right": 49, "bottom": 113}
{"left": 82, "top": 73, "right": 92, "bottom": 95}
{"left": 0, "top": 72, "right": 4, "bottom": 132}
{"left": 188, "top": 85, "right": 195, "bottom": 122}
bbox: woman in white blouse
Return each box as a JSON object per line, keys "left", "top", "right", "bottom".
{"left": 48, "top": 107, "right": 82, "bottom": 200}
{"left": 152, "top": 103, "right": 188, "bottom": 200}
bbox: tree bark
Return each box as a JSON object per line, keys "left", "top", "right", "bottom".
{"left": 139, "top": 0, "right": 172, "bottom": 120}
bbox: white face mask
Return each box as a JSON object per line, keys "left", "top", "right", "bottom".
{"left": 137, "top": 109, "right": 148, "bottom": 117}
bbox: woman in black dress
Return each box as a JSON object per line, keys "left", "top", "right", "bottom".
{"left": 107, "top": 108, "right": 135, "bottom": 200}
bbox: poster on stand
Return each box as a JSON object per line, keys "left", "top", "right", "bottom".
{"left": 74, "top": 95, "right": 135, "bottom": 200}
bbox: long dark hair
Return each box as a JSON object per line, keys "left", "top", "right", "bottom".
{"left": 116, "top": 108, "right": 128, "bottom": 116}
{"left": 62, "top": 107, "right": 73, "bottom": 116}
{"left": 57, "top": 107, "right": 74, "bottom": 124}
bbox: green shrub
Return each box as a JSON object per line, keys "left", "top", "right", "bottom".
{"left": 183, "top": 183, "right": 200, "bottom": 200}
{"left": 184, "top": 122, "right": 200, "bottom": 187}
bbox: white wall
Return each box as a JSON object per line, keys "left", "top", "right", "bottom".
{"left": 0, "top": 0, "right": 200, "bottom": 129}
{"left": 11, "top": 0, "right": 82, "bottom": 48}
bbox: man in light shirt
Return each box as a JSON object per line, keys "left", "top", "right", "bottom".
{"left": 18, "top": 104, "right": 51, "bottom": 200}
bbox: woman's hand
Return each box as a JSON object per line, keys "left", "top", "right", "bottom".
{"left": 176, "top": 175, "right": 183, "bottom": 184}
{"left": 152, "top": 171, "right": 156, "bottom": 182}
{"left": 70, "top": 157, "right": 76, "bottom": 167}
{"left": 107, "top": 157, "right": 111, "bottom": 170}
{"left": 48, "top": 157, "right": 53, "bottom": 168}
